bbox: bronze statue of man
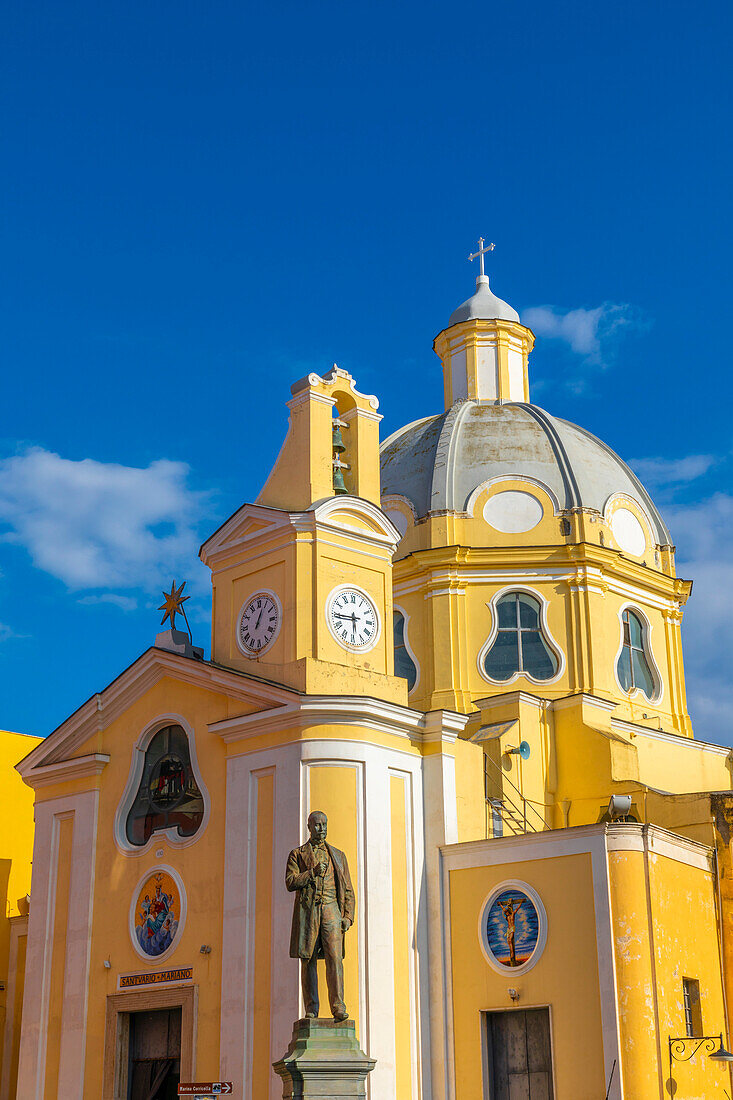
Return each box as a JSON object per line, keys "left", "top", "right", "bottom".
{"left": 286, "top": 810, "right": 355, "bottom": 1020}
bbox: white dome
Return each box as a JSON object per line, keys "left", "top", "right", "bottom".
{"left": 380, "top": 400, "right": 671, "bottom": 545}
{"left": 447, "top": 274, "right": 520, "bottom": 327}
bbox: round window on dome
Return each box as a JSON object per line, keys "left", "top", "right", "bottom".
{"left": 611, "top": 508, "right": 647, "bottom": 556}
{"left": 483, "top": 491, "right": 543, "bottom": 534}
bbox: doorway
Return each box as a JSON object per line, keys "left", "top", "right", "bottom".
{"left": 127, "top": 1007, "right": 181, "bottom": 1100}
{"left": 484, "top": 1008, "right": 554, "bottom": 1099}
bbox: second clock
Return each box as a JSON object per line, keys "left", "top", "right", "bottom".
{"left": 326, "top": 586, "right": 381, "bottom": 652}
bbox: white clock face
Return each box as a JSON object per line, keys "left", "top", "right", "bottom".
{"left": 237, "top": 592, "right": 280, "bottom": 656}
{"left": 327, "top": 587, "right": 380, "bottom": 651}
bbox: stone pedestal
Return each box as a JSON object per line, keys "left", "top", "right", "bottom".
{"left": 273, "top": 1018, "right": 376, "bottom": 1099}
{"left": 155, "top": 628, "right": 203, "bottom": 660}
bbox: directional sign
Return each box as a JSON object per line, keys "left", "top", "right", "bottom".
{"left": 178, "top": 1085, "right": 232, "bottom": 1097}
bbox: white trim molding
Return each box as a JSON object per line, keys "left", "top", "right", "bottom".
{"left": 465, "top": 475, "right": 561, "bottom": 518}
{"left": 477, "top": 585, "right": 566, "bottom": 689}
{"left": 209, "top": 695, "right": 469, "bottom": 747}
{"left": 20, "top": 753, "right": 109, "bottom": 791}
{"left": 113, "top": 713, "right": 211, "bottom": 857}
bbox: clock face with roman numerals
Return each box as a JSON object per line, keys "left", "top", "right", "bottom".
{"left": 237, "top": 591, "right": 281, "bottom": 656}
{"left": 326, "top": 586, "right": 380, "bottom": 651}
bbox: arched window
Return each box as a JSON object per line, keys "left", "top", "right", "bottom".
{"left": 484, "top": 592, "right": 559, "bottom": 682}
{"left": 617, "top": 609, "right": 656, "bottom": 699}
{"left": 125, "top": 724, "right": 205, "bottom": 847}
{"left": 393, "top": 611, "right": 417, "bottom": 691}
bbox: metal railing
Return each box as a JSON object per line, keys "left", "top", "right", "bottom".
{"left": 484, "top": 753, "right": 549, "bottom": 837}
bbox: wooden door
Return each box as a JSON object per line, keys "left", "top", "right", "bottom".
{"left": 127, "top": 1007, "right": 181, "bottom": 1100}
{"left": 486, "top": 1008, "right": 554, "bottom": 1099}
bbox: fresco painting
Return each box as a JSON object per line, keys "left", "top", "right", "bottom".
{"left": 485, "top": 887, "right": 540, "bottom": 968}
{"left": 133, "top": 870, "right": 180, "bottom": 957}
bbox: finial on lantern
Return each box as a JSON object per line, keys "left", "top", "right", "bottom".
{"left": 468, "top": 237, "right": 495, "bottom": 279}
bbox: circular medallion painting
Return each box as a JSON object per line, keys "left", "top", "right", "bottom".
{"left": 480, "top": 881, "right": 547, "bottom": 975}
{"left": 130, "top": 867, "right": 186, "bottom": 960}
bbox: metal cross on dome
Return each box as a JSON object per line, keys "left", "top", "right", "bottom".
{"left": 468, "top": 237, "right": 495, "bottom": 277}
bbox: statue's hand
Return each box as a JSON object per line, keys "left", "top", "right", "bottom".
{"left": 314, "top": 860, "right": 328, "bottom": 877}
{"left": 341, "top": 917, "right": 352, "bottom": 932}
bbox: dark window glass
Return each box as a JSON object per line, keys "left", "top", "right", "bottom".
{"left": 617, "top": 610, "right": 656, "bottom": 700}
{"left": 393, "top": 612, "right": 417, "bottom": 691}
{"left": 682, "top": 978, "right": 702, "bottom": 1037}
{"left": 126, "top": 725, "right": 204, "bottom": 847}
{"left": 484, "top": 593, "right": 559, "bottom": 682}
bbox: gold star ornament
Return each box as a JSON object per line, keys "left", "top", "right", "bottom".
{"left": 158, "top": 580, "right": 190, "bottom": 631}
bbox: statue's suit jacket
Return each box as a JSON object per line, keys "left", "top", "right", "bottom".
{"left": 286, "top": 841, "right": 355, "bottom": 960}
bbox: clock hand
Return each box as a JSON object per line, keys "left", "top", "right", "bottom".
{"left": 333, "top": 612, "right": 358, "bottom": 622}
{"left": 255, "top": 607, "right": 264, "bottom": 629}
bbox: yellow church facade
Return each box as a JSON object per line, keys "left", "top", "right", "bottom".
{"left": 7, "top": 260, "right": 733, "bottom": 1098}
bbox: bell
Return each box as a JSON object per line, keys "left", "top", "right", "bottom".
{"left": 332, "top": 422, "right": 346, "bottom": 454}
{"left": 333, "top": 462, "right": 348, "bottom": 495}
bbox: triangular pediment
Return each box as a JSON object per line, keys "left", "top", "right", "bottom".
{"left": 199, "top": 502, "right": 292, "bottom": 566}
{"left": 17, "top": 647, "right": 298, "bottom": 780}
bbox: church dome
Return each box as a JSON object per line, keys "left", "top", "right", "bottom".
{"left": 448, "top": 274, "right": 520, "bottom": 326}
{"left": 380, "top": 400, "right": 671, "bottom": 545}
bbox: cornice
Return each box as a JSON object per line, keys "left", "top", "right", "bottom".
{"left": 22, "top": 752, "right": 110, "bottom": 790}
{"left": 552, "top": 693, "right": 617, "bottom": 714}
{"left": 209, "top": 697, "right": 469, "bottom": 746}
{"left": 441, "top": 821, "right": 713, "bottom": 872}
{"left": 199, "top": 501, "right": 292, "bottom": 563}
{"left": 392, "top": 552, "right": 687, "bottom": 610}
{"left": 392, "top": 541, "right": 687, "bottom": 591}
{"left": 203, "top": 496, "right": 401, "bottom": 567}
{"left": 474, "top": 691, "right": 545, "bottom": 711}
{"left": 611, "top": 718, "right": 732, "bottom": 757}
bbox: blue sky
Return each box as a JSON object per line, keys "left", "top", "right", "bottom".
{"left": 1, "top": 0, "right": 731, "bottom": 740}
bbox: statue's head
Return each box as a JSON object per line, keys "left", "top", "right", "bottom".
{"left": 308, "top": 810, "right": 328, "bottom": 844}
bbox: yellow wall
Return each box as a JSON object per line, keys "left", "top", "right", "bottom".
{"left": 448, "top": 852, "right": 606, "bottom": 1100}
{"left": 393, "top": 526, "right": 691, "bottom": 737}
{"left": 75, "top": 677, "right": 230, "bottom": 1097}
{"left": 0, "top": 730, "right": 41, "bottom": 1091}
{"left": 609, "top": 845, "right": 731, "bottom": 1098}
{"left": 454, "top": 737, "right": 486, "bottom": 843}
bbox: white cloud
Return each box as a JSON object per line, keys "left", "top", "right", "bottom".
{"left": 77, "top": 593, "right": 139, "bottom": 611}
{"left": 521, "top": 302, "right": 640, "bottom": 368}
{"left": 0, "top": 448, "right": 211, "bottom": 592}
{"left": 629, "top": 454, "right": 716, "bottom": 490}
{"left": 0, "top": 622, "right": 18, "bottom": 642}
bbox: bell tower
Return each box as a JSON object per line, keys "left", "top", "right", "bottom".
{"left": 255, "top": 364, "right": 382, "bottom": 510}
{"left": 200, "top": 366, "right": 406, "bottom": 702}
